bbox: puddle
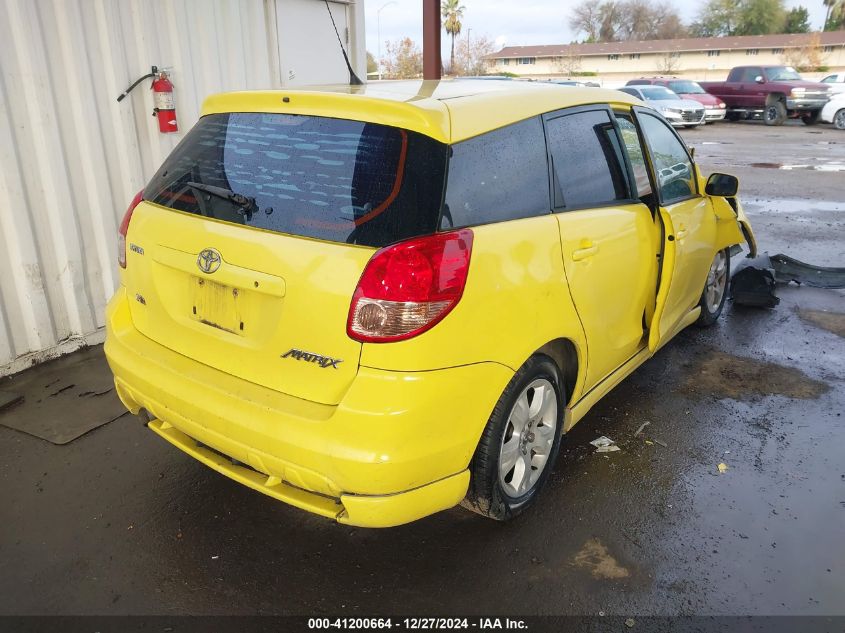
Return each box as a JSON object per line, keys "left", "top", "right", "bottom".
{"left": 573, "top": 538, "right": 631, "bottom": 580}
{"left": 798, "top": 309, "right": 845, "bottom": 338}
{"left": 751, "top": 162, "right": 845, "bottom": 172}
{"left": 682, "top": 350, "right": 829, "bottom": 400}
{"left": 742, "top": 198, "right": 845, "bottom": 214}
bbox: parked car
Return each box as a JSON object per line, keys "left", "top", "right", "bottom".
{"left": 820, "top": 71, "right": 845, "bottom": 94}
{"left": 551, "top": 80, "right": 602, "bottom": 88}
{"left": 627, "top": 78, "right": 727, "bottom": 122}
{"left": 821, "top": 91, "right": 845, "bottom": 129}
{"left": 617, "top": 85, "right": 706, "bottom": 127}
{"left": 700, "top": 65, "right": 830, "bottom": 126}
{"left": 105, "top": 81, "right": 755, "bottom": 527}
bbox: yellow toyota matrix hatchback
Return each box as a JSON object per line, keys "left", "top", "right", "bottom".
{"left": 105, "top": 80, "right": 756, "bottom": 527}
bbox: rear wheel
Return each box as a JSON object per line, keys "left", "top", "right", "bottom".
{"left": 463, "top": 356, "right": 564, "bottom": 521}
{"left": 726, "top": 111, "right": 741, "bottom": 122}
{"left": 801, "top": 111, "right": 820, "bottom": 125}
{"left": 696, "top": 248, "right": 730, "bottom": 327}
{"left": 764, "top": 101, "right": 787, "bottom": 126}
{"left": 834, "top": 109, "right": 845, "bottom": 130}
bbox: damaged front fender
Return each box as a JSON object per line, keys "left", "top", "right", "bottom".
{"left": 711, "top": 195, "right": 758, "bottom": 258}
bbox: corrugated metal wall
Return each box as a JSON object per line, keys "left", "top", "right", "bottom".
{"left": 0, "top": 0, "right": 365, "bottom": 375}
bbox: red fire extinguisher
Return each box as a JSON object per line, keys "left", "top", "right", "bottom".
{"left": 151, "top": 71, "right": 178, "bottom": 133}
{"left": 116, "top": 65, "right": 178, "bottom": 134}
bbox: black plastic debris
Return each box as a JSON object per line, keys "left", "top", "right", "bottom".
{"left": 731, "top": 253, "right": 780, "bottom": 308}
{"left": 770, "top": 254, "right": 845, "bottom": 289}
{"left": 731, "top": 267, "right": 780, "bottom": 307}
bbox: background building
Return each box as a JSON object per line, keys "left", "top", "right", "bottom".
{"left": 490, "top": 31, "right": 845, "bottom": 82}
{"left": 0, "top": 0, "right": 365, "bottom": 375}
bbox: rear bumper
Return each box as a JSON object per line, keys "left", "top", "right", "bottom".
{"left": 105, "top": 287, "right": 512, "bottom": 527}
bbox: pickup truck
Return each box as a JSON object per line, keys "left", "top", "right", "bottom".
{"left": 700, "top": 65, "right": 830, "bottom": 126}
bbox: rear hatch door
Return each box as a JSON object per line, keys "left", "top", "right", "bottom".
{"left": 124, "top": 111, "right": 447, "bottom": 405}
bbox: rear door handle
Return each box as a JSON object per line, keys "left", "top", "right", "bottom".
{"left": 572, "top": 244, "right": 599, "bottom": 261}
{"left": 676, "top": 228, "right": 688, "bottom": 239}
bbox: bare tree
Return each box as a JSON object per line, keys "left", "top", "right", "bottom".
{"left": 570, "top": 0, "right": 685, "bottom": 42}
{"left": 453, "top": 34, "right": 496, "bottom": 76}
{"left": 568, "top": 0, "right": 603, "bottom": 42}
{"left": 781, "top": 32, "right": 827, "bottom": 71}
{"left": 381, "top": 38, "right": 423, "bottom": 79}
{"left": 656, "top": 52, "right": 681, "bottom": 74}
{"left": 556, "top": 50, "right": 584, "bottom": 76}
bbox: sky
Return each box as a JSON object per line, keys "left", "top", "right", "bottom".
{"left": 364, "top": 0, "right": 830, "bottom": 60}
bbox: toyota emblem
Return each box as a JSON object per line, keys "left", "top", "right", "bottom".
{"left": 197, "top": 248, "right": 222, "bottom": 274}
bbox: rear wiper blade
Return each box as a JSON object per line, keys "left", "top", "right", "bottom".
{"left": 186, "top": 181, "right": 257, "bottom": 220}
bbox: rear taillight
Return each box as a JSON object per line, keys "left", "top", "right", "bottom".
{"left": 118, "top": 190, "right": 144, "bottom": 268}
{"left": 347, "top": 229, "right": 474, "bottom": 343}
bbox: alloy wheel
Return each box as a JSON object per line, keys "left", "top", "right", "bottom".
{"left": 705, "top": 250, "right": 728, "bottom": 313}
{"left": 498, "top": 379, "right": 557, "bottom": 498}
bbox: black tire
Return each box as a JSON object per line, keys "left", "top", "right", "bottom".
{"left": 463, "top": 355, "right": 564, "bottom": 521}
{"left": 834, "top": 109, "right": 845, "bottom": 131}
{"left": 726, "top": 111, "right": 741, "bottom": 122}
{"left": 801, "top": 110, "right": 820, "bottom": 125}
{"left": 764, "top": 100, "right": 787, "bottom": 126}
{"left": 696, "top": 248, "right": 730, "bottom": 327}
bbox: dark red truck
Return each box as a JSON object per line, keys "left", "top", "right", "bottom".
{"left": 700, "top": 65, "right": 830, "bottom": 126}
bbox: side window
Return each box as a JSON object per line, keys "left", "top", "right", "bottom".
{"left": 821, "top": 75, "right": 835, "bottom": 83}
{"left": 637, "top": 113, "right": 696, "bottom": 204}
{"left": 741, "top": 67, "right": 761, "bottom": 82}
{"left": 615, "top": 114, "right": 653, "bottom": 199}
{"left": 545, "top": 109, "right": 632, "bottom": 210}
{"left": 441, "top": 117, "right": 549, "bottom": 229}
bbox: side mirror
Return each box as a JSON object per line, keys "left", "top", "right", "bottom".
{"left": 755, "top": 75, "right": 764, "bottom": 84}
{"left": 706, "top": 173, "right": 738, "bottom": 197}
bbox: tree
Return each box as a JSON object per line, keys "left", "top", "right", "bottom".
{"left": 568, "top": 0, "right": 603, "bottom": 42}
{"left": 657, "top": 52, "right": 682, "bottom": 74}
{"left": 441, "top": 0, "right": 466, "bottom": 73}
{"left": 782, "top": 32, "right": 827, "bottom": 70}
{"left": 366, "top": 51, "right": 377, "bottom": 74}
{"left": 690, "top": 0, "right": 790, "bottom": 37}
{"left": 556, "top": 51, "right": 584, "bottom": 76}
{"left": 569, "top": 0, "right": 685, "bottom": 42}
{"left": 381, "top": 38, "right": 423, "bottom": 79}
{"left": 784, "top": 7, "right": 811, "bottom": 33}
{"left": 824, "top": 0, "right": 845, "bottom": 30}
{"left": 737, "top": 0, "right": 786, "bottom": 35}
{"left": 689, "top": 0, "right": 742, "bottom": 36}
{"left": 453, "top": 34, "right": 496, "bottom": 76}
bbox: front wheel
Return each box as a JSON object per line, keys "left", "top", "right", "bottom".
{"left": 834, "top": 109, "right": 845, "bottom": 131}
{"left": 696, "top": 248, "right": 730, "bottom": 327}
{"left": 463, "top": 356, "right": 564, "bottom": 521}
{"left": 764, "top": 101, "right": 787, "bottom": 126}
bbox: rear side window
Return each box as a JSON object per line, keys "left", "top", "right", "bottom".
{"left": 144, "top": 113, "right": 448, "bottom": 248}
{"left": 441, "top": 117, "right": 550, "bottom": 229}
{"left": 545, "top": 109, "right": 632, "bottom": 209}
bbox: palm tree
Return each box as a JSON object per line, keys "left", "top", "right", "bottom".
{"left": 441, "top": 0, "right": 466, "bottom": 73}
{"left": 824, "top": 0, "right": 845, "bottom": 30}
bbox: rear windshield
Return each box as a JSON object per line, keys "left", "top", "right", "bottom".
{"left": 668, "top": 81, "right": 705, "bottom": 94}
{"left": 144, "top": 113, "right": 448, "bottom": 247}
{"left": 640, "top": 87, "right": 678, "bottom": 100}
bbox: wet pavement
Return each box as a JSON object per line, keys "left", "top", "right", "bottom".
{"left": 0, "top": 122, "right": 843, "bottom": 617}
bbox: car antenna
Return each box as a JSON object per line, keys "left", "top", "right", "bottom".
{"left": 323, "top": 0, "right": 363, "bottom": 86}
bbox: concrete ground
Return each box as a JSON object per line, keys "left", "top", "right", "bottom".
{"left": 0, "top": 120, "right": 843, "bottom": 617}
